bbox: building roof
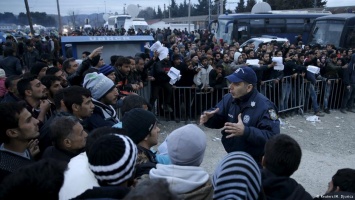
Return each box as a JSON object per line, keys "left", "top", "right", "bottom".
{"left": 326, "top": 6, "right": 355, "bottom": 14}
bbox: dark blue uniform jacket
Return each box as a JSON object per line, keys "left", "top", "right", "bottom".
{"left": 204, "top": 88, "right": 280, "bottom": 163}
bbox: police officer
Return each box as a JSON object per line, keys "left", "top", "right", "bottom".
{"left": 200, "top": 66, "right": 280, "bottom": 165}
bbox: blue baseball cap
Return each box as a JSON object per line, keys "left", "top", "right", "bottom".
{"left": 225, "top": 67, "right": 257, "bottom": 85}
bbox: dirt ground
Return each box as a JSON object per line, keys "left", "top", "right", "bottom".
{"left": 156, "top": 109, "right": 355, "bottom": 198}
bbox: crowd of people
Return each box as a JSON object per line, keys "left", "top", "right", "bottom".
{"left": 0, "top": 26, "right": 354, "bottom": 199}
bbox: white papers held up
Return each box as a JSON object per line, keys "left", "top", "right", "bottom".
{"left": 149, "top": 41, "right": 162, "bottom": 52}
{"left": 272, "top": 57, "right": 284, "bottom": 71}
{"left": 246, "top": 59, "right": 260, "bottom": 67}
{"left": 168, "top": 67, "right": 181, "bottom": 85}
{"left": 307, "top": 65, "right": 320, "bottom": 74}
{"left": 144, "top": 42, "right": 151, "bottom": 49}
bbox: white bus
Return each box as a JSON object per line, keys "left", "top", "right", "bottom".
{"left": 107, "top": 15, "right": 132, "bottom": 30}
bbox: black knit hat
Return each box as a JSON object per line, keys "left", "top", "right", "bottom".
{"left": 30, "top": 62, "right": 47, "bottom": 76}
{"left": 190, "top": 53, "right": 198, "bottom": 59}
{"left": 122, "top": 108, "right": 157, "bottom": 144}
{"left": 87, "top": 134, "right": 137, "bottom": 186}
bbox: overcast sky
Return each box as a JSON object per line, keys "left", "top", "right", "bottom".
{"left": 0, "top": 0, "right": 354, "bottom": 16}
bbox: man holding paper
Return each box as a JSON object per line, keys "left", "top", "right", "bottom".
{"left": 149, "top": 42, "right": 173, "bottom": 113}
{"left": 303, "top": 51, "right": 325, "bottom": 117}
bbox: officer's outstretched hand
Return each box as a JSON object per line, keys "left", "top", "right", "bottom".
{"left": 225, "top": 114, "right": 245, "bottom": 138}
{"left": 199, "top": 108, "right": 220, "bottom": 125}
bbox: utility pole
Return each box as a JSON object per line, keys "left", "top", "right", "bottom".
{"left": 188, "top": 0, "right": 191, "bottom": 33}
{"left": 208, "top": 0, "right": 211, "bottom": 25}
{"left": 220, "top": 0, "right": 224, "bottom": 15}
{"left": 56, "top": 0, "right": 62, "bottom": 34}
{"left": 169, "top": 6, "right": 171, "bottom": 19}
{"left": 72, "top": 11, "right": 76, "bottom": 29}
{"left": 164, "top": 4, "right": 166, "bottom": 18}
{"left": 24, "top": 0, "right": 35, "bottom": 36}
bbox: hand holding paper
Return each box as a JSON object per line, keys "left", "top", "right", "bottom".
{"left": 272, "top": 57, "right": 284, "bottom": 71}
{"left": 307, "top": 65, "right": 320, "bottom": 74}
{"left": 246, "top": 59, "right": 260, "bottom": 67}
{"left": 167, "top": 67, "right": 181, "bottom": 85}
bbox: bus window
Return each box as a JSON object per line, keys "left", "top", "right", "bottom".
{"left": 209, "top": 20, "right": 218, "bottom": 35}
{"left": 218, "top": 20, "right": 226, "bottom": 38}
{"left": 265, "top": 18, "right": 285, "bottom": 34}
{"left": 344, "top": 27, "right": 355, "bottom": 48}
{"left": 216, "top": 19, "right": 230, "bottom": 43}
{"left": 233, "top": 20, "right": 249, "bottom": 43}
{"left": 286, "top": 19, "right": 304, "bottom": 34}
{"left": 250, "top": 19, "right": 265, "bottom": 37}
{"left": 304, "top": 19, "right": 313, "bottom": 32}
{"left": 238, "top": 26, "right": 248, "bottom": 43}
{"left": 226, "top": 23, "right": 234, "bottom": 44}
{"left": 310, "top": 20, "right": 344, "bottom": 47}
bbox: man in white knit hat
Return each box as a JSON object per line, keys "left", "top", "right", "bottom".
{"left": 83, "top": 72, "right": 120, "bottom": 132}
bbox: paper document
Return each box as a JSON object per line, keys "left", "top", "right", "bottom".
{"left": 167, "top": 67, "right": 181, "bottom": 85}
{"left": 307, "top": 65, "right": 320, "bottom": 74}
{"left": 149, "top": 41, "right": 162, "bottom": 52}
{"left": 144, "top": 42, "right": 151, "bottom": 49}
{"left": 272, "top": 57, "right": 284, "bottom": 71}
{"left": 246, "top": 59, "right": 260, "bottom": 67}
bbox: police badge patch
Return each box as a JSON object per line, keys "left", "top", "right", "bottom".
{"left": 268, "top": 109, "right": 278, "bottom": 120}
{"left": 243, "top": 115, "right": 250, "bottom": 124}
{"left": 251, "top": 101, "right": 256, "bottom": 107}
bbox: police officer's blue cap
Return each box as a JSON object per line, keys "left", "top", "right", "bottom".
{"left": 225, "top": 67, "right": 257, "bottom": 85}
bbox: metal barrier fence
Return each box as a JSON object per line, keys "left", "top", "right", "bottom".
{"left": 304, "top": 78, "right": 345, "bottom": 113}
{"left": 133, "top": 77, "right": 346, "bottom": 122}
{"left": 258, "top": 75, "right": 305, "bottom": 115}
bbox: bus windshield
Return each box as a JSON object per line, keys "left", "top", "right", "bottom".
{"left": 309, "top": 20, "right": 345, "bottom": 47}
{"left": 117, "top": 17, "right": 128, "bottom": 28}
{"left": 216, "top": 19, "right": 233, "bottom": 44}
{"left": 108, "top": 18, "right": 115, "bottom": 26}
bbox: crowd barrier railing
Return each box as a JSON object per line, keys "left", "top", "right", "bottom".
{"left": 131, "top": 77, "right": 346, "bottom": 122}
